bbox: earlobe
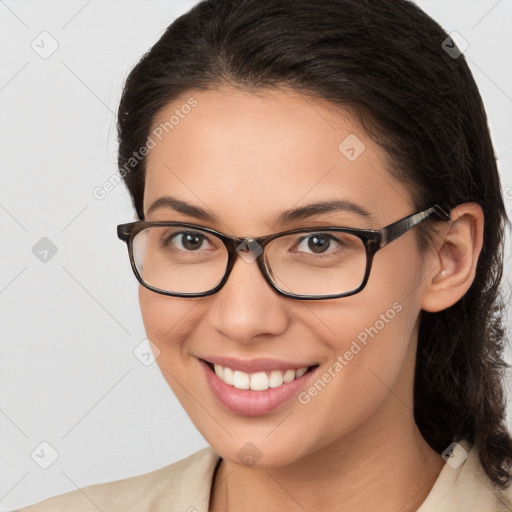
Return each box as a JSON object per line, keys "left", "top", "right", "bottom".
{"left": 421, "top": 203, "right": 484, "bottom": 313}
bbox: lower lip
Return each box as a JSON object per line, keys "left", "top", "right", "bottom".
{"left": 199, "top": 359, "right": 318, "bottom": 416}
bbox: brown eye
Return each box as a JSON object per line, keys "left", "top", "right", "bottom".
{"left": 172, "top": 232, "right": 207, "bottom": 251}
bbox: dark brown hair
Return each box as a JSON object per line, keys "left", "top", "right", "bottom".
{"left": 117, "top": 0, "right": 512, "bottom": 487}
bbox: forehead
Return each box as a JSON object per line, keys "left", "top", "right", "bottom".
{"left": 143, "top": 87, "right": 413, "bottom": 231}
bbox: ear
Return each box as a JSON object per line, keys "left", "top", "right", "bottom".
{"left": 420, "top": 202, "right": 484, "bottom": 313}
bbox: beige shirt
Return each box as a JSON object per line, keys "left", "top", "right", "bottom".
{"left": 15, "top": 440, "right": 512, "bottom": 511}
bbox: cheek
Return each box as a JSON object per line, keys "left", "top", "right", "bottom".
{"left": 339, "top": 242, "right": 423, "bottom": 381}
{"left": 138, "top": 286, "right": 206, "bottom": 408}
{"left": 370, "top": 235, "right": 427, "bottom": 303}
{"left": 300, "top": 245, "right": 424, "bottom": 426}
{"left": 293, "top": 299, "right": 418, "bottom": 452}
{"left": 322, "top": 296, "right": 415, "bottom": 387}
{"left": 138, "top": 286, "right": 194, "bottom": 364}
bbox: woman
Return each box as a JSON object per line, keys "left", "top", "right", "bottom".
{"left": 17, "top": 0, "right": 512, "bottom": 510}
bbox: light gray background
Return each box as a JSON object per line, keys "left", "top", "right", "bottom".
{"left": 1, "top": 1, "right": 511, "bottom": 509}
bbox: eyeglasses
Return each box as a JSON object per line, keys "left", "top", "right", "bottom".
{"left": 117, "top": 205, "right": 450, "bottom": 300}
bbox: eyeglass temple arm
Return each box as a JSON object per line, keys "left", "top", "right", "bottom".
{"left": 379, "top": 205, "right": 451, "bottom": 248}
{"left": 117, "top": 225, "right": 130, "bottom": 241}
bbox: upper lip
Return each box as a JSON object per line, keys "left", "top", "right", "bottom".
{"left": 199, "top": 355, "right": 317, "bottom": 374}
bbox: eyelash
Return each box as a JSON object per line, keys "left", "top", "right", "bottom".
{"left": 164, "top": 230, "right": 347, "bottom": 256}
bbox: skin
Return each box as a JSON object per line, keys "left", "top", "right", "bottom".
{"left": 139, "top": 86, "right": 484, "bottom": 512}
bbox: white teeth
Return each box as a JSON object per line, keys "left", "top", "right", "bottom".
{"left": 283, "top": 369, "right": 296, "bottom": 383}
{"left": 268, "top": 370, "right": 284, "bottom": 388}
{"left": 295, "top": 367, "right": 308, "bottom": 378}
{"left": 223, "top": 366, "right": 234, "bottom": 385}
{"left": 249, "top": 371, "right": 268, "bottom": 391}
{"left": 233, "top": 370, "right": 250, "bottom": 389}
{"left": 211, "top": 363, "right": 310, "bottom": 391}
{"left": 214, "top": 364, "right": 224, "bottom": 379}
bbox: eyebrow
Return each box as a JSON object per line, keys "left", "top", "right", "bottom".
{"left": 146, "top": 195, "right": 376, "bottom": 226}
{"left": 147, "top": 196, "right": 218, "bottom": 221}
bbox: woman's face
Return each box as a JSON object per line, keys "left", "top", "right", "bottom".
{"left": 140, "top": 87, "right": 432, "bottom": 467}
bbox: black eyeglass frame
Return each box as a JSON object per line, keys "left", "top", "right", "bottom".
{"left": 117, "top": 204, "right": 450, "bottom": 300}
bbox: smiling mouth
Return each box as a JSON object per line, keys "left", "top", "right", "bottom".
{"left": 202, "top": 359, "right": 319, "bottom": 391}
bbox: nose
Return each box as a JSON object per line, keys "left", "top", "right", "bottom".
{"left": 205, "top": 249, "right": 290, "bottom": 344}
